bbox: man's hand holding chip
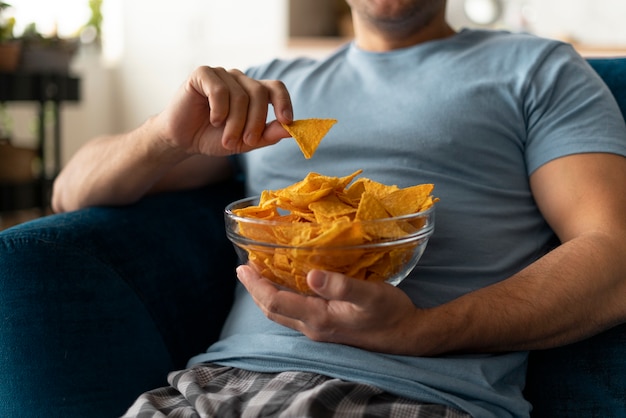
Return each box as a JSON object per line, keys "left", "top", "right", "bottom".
{"left": 51, "top": 66, "right": 294, "bottom": 212}
{"left": 237, "top": 264, "right": 435, "bottom": 356}
{"left": 154, "top": 66, "right": 294, "bottom": 156}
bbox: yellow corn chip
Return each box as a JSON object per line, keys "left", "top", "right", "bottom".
{"left": 381, "top": 184, "right": 435, "bottom": 216}
{"left": 281, "top": 118, "right": 337, "bottom": 159}
{"left": 355, "top": 192, "right": 390, "bottom": 221}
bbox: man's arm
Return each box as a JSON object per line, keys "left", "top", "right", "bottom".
{"left": 237, "top": 152, "right": 626, "bottom": 356}
{"left": 426, "top": 152, "right": 626, "bottom": 353}
{"left": 52, "top": 66, "right": 293, "bottom": 213}
{"left": 51, "top": 121, "right": 227, "bottom": 212}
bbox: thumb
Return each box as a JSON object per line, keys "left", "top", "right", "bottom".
{"left": 263, "top": 120, "right": 291, "bottom": 141}
{"left": 307, "top": 269, "right": 369, "bottom": 302}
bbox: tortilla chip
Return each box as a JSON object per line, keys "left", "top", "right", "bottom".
{"left": 281, "top": 118, "right": 337, "bottom": 159}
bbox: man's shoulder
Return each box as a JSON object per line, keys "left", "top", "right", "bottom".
{"left": 450, "top": 29, "right": 586, "bottom": 83}
{"left": 456, "top": 29, "right": 572, "bottom": 59}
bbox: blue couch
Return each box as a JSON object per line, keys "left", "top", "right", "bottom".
{"left": 1, "top": 57, "right": 625, "bottom": 418}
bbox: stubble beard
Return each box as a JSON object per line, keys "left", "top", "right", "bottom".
{"left": 350, "top": 0, "right": 447, "bottom": 37}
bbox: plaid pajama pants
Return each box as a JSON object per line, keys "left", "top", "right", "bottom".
{"left": 122, "top": 363, "right": 471, "bottom": 418}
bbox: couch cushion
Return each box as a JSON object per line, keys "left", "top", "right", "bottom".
{"left": 525, "top": 323, "right": 626, "bottom": 417}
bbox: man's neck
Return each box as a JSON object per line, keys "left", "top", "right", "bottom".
{"left": 352, "top": 10, "right": 456, "bottom": 52}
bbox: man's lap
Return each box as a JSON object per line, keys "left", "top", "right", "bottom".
{"left": 122, "top": 364, "right": 471, "bottom": 418}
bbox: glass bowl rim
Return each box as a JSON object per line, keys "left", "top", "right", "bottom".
{"left": 225, "top": 195, "right": 435, "bottom": 251}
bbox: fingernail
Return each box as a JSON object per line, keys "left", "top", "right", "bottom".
{"left": 244, "top": 132, "right": 256, "bottom": 146}
{"left": 308, "top": 270, "right": 327, "bottom": 289}
{"left": 283, "top": 109, "right": 293, "bottom": 122}
{"left": 224, "top": 136, "right": 237, "bottom": 150}
{"left": 236, "top": 265, "right": 247, "bottom": 279}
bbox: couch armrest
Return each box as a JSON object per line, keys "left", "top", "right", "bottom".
{"left": 525, "top": 323, "right": 626, "bottom": 417}
{"left": 0, "top": 179, "right": 243, "bottom": 417}
{"left": 587, "top": 57, "right": 626, "bottom": 117}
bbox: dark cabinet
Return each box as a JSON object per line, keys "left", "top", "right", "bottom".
{"left": 0, "top": 72, "right": 80, "bottom": 212}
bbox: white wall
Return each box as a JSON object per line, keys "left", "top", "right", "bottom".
{"left": 527, "top": 0, "right": 626, "bottom": 46}
{"left": 112, "top": 0, "right": 288, "bottom": 132}
{"left": 447, "top": 0, "right": 626, "bottom": 45}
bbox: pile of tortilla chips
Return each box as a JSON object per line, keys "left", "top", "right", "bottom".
{"left": 231, "top": 169, "right": 437, "bottom": 294}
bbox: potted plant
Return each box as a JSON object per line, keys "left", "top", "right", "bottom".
{"left": 0, "top": 1, "right": 83, "bottom": 74}
{"left": 0, "top": 2, "right": 21, "bottom": 72}
{"left": 82, "top": 0, "right": 103, "bottom": 45}
{"left": 18, "top": 21, "right": 79, "bottom": 73}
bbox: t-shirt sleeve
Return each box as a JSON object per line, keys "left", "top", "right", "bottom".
{"left": 523, "top": 43, "right": 626, "bottom": 174}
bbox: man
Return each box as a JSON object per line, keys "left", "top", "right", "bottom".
{"left": 52, "top": 0, "right": 626, "bottom": 416}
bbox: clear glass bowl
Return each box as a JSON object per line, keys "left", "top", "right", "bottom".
{"left": 225, "top": 196, "right": 435, "bottom": 294}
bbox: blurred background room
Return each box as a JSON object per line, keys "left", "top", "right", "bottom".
{"left": 1, "top": 0, "right": 625, "bottom": 228}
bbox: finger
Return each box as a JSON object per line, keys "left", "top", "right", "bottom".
{"left": 307, "top": 269, "right": 378, "bottom": 304}
{"left": 211, "top": 68, "right": 251, "bottom": 148}
{"left": 228, "top": 121, "right": 288, "bottom": 155}
{"left": 236, "top": 264, "right": 274, "bottom": 296}
{"left": 229, "top": 70, "right": 270, "bottom": 147}
{"left": 256, "top": 121, "right": 291, "bottom": 146}
{"left": 236, "top": 265, "right": 322, "bottom": 329}
{"left": 260, "top": 79, "right": 294, "bottom": 125}
{"left": 193, "top": 66, "right": 233, "bottom": 127}
{"left": 236, "top": 265, "right": 299, "bottom": 317}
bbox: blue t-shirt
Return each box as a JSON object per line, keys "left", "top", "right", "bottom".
{"left": 189, "top": 30, "right": 626, "bottom": 417}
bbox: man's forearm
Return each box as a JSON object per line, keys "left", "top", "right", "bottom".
{"left": 419, "top": 230, "right": 626, "bottom": 355}
{"left": 52, "top": 117, "right": 189, "bottom": 212}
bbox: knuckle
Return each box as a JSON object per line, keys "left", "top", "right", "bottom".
{"left": 229, "top": 90, "right": 249, "bottom": 108}
{"left": 195, "top": 65, "right": 222, "bottom": 77}
{"left": 263, "top": 79, "right": 286, "bottom": 90}
{"left": 247, "top": 82, "right": 268, "bottom": 98}
{"left": 305, "top": 330, "right": 325, "bottom": 342}
{"left": 266, "top": 297, "right": 282, "bottom": 315}
{"left": 305, "top": 321, "right": 336, "bottom": 343}
{"left": 227, "top": 68, "right": 245, "bottom": 76}
{"left": 308, "top": 314, "right": 330, "bottom": 333}
{"left": 192, "top": 65, "right": 210, "bottom": 75}
{"left": 328, "top": 273, "right": 353, "bottom": 298}
{"left": 207, "top": 81, "right": 227, "bottom": 98}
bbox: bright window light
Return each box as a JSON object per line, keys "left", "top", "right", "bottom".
{"left": 5, "top": 0, "right": 122, "bottom": 64}
{"left": 7, "top": 0, "right": 90, "bottom": 38}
